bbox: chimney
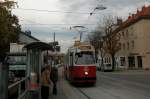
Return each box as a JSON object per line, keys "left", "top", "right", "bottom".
{"left": 137, "top": 9, "right": 140, "bottom": 15}
{"left": 132, "top": 14, "right": 136, "bottom": 19}
{"left": 142, "top": 6, "right": 146, "bottom": 11}
{"left": 128, "top": 15, "right": 132, "bottom": 20}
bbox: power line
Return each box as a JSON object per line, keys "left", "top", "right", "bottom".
{"left": 20, "top": 23, "right": 97, "bottom": 26}
{"left": 13, "top": 8, "right": 99, "bottom": 15}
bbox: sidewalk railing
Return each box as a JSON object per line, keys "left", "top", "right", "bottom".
{"left": 8, "top": 77, "right": 29, "bottom": 99}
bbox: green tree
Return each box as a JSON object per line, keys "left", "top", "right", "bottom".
{"left": 0, "top": 0, "right": 21, "bottom": 61}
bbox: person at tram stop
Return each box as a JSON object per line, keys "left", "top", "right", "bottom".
{"left": 50, "top": 65, "right": 58, "bottom": 95}
{"left": 41, "top": 65, "right": 51, "bottom": 99}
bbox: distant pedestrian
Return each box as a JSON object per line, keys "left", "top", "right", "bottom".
{"left": 41, "top": 66, "right": 51, "bottom": 99}
{"left": 50, "top": 66, "right": 58, "bottom": 95}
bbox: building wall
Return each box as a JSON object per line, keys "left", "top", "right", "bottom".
{"left": 116, "top": 19, "right": 150, "bottom": 69}
{"left": 10, "top": 43, "right": 25, "bottom": 53}
{"left": 9, "top": 33, "right": 39, "bottom": 71}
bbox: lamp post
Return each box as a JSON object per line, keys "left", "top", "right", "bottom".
{"left": 90, "top": 5, "right": 107, "bottom": 16}
{"left": 70, "top": 25, "right": 88, "bottom": 41}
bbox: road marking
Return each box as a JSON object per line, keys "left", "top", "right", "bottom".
{"left": 77, "top": 88, "right": 91, "bottom": 99}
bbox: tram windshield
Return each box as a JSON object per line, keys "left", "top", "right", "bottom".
{"left": 75, "top": 51, "right": 95, "bottom": 65}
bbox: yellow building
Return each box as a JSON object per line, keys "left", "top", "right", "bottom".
{"left": 116, "top": 6, "right": 150, "bottom": 69}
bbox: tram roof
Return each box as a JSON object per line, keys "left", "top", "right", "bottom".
{"left": 24, "top": 42, "right": 54, "bottom": 51}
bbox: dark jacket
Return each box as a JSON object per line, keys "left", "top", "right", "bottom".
{"left": 50, "top": 67, "right": 58, "bottom": 83}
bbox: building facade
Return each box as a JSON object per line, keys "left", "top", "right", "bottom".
{"left": 116, "top": 6, "right": 150, "bottom": 69}
{"left": 9, "top": 32, "right": 39, "bottom": 72}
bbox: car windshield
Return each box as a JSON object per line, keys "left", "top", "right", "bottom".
{"left": 75, "top": 51, "right": 95, "bottom": 65}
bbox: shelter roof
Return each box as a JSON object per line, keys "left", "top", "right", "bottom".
{"left": 24, "top": 42, "right": 54, "bottom": 51}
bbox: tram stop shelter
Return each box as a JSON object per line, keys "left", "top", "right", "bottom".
{"left": 24, "top": 42, "right": 54, "bottom": 99}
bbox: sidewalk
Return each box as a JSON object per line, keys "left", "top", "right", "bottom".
{"left": 49, "top": 78, "right": 67, "bottom": 99}
{"left": 109, "top": 69, "right": 150, "bottom": 75}
{"left": 49, "top": 67, "right": 87, "bottom": 99}
{"left": 49, "top": 67, "right": 67, "bottom": 99}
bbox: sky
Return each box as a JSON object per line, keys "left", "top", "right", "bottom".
{"left": 11, "top": 0, "right": 150, "bottom": 53}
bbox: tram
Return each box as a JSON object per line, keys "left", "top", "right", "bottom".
{"left": 64, "top": 41, "right": 96, "bottom": 84}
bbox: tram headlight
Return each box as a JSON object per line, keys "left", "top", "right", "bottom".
{"left": 85, "top": 71, "right": 88, "bottom": 75}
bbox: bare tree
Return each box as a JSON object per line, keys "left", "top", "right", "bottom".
{"left": 102, "top": 16, "right": 121, "bottom": 71}
{"left": 87, "top": 15, "right": 121, "bottom": 71}
{"left": 87, "top": 30, "right": 102, "bottom": 61}
{"left": 87, "top": 28, "right": 106, "bottom": 70}
{"left": 98, "top": 37, "right": 106, "bottom": 70}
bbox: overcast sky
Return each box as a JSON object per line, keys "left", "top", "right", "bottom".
{"left": 12, "top": 0, "right": 150, "bottom": 53}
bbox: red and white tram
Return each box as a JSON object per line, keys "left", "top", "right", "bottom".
{"left": 64, "top": 41, "right": 96, "bottom": 84}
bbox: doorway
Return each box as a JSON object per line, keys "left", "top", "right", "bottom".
{"left": 128, "top": 56, "right": 135, "bottom": 68}
{"left": 137, "top": 56, "right": 142, "bottom": 68}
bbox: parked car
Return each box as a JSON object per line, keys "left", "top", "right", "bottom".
{"left": 101, "top": 63, "right": 112, "bottom": 71}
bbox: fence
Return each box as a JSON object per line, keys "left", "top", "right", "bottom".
{"left": 8, "top": 77, "right": 29, "bottom": 99}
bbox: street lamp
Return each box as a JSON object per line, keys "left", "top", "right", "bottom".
{"left": 90, "top": 5, "right": 107, "bottom": 16}
{"left": 70, "top": 25, "right": 88, "bottom": 41}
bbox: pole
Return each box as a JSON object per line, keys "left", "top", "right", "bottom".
{"left": 54, "top": 32, "right": 55, "bottom": 43}
{"left": 53, "top": 32, "right": 56, "bottom": 66}
{"left": 0, "top": 62, "right": 8, "bottom": 99}
{"left": 80, "top": 31, "right": 83, "bottom": 42}
{"left": 47, "top": 50, "right": 48, "bottom": 65}
{"left": 53, "top": 32, "right": 56, "bottom": 51}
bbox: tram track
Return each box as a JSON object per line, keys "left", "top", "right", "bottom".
{"left": 76, "top": 88, "right": 91, "bottom": 99}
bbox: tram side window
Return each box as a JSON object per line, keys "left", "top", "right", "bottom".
{"left": 69, "top": 53, "right": 73, "bottom": 66}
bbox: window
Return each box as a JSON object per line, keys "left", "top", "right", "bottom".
{"left": 131, "top": 40, "right": 134, "bottom": 49}
{"left": 8, "top": 56, "right": 26, "bottom": 65}
{"left": 122, "top": 31, "right": 125, "bottom": 37}
{"left": 69, "top": 53, "right": 73, "bottom": 66}
{"left": 130, "top": 27, "right": 134, "bottom": 35}
{"left": 106, "top": 58, "right": 108, "bottom": 63}
{"left": 107, "top": 57, "right": 109, "bottom": 63}
{"left": 120, "top": 57, "right": 126, "bottom": 66}
{"left": 126, "top": 29, "right": 129, "bottom": 37}
{"left": 123, "top": 43, "right": 125, "bottom": 50}
{"left": 108, "top": 57, "right": 111, "bottom": 63}
{"left": 105, "top": 58, "right": 107, "bottom": 63}
{"left": 75, "top": 52, "right": 95, "bottom": 65}
{"left": 127, "top": 42, "right": 130, "bottom": 50}
{"left": 119, "top": 43, "right": 121, "bottom": 50}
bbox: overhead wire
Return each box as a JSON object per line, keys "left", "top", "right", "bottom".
{"left": 13, "top": 8, "right": 99, "bottom": 33}
{"left": 18, "top": 15, "right": 97, "bottom": 26}
{"left": 21, "top": 23, "right": 97, "bottom": 26}
{"left": 13, "top": 8, "right": 100, "bottom": 15}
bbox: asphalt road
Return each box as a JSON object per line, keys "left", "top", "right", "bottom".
{"left": 49, "top": 68, "right": 150, "bottom": 99}
{"left": 77, "top": 70, "right": 150, "bottom": 99}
